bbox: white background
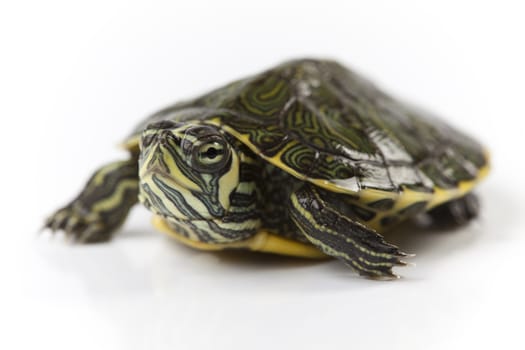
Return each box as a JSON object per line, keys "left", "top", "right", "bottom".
{"left": 1, "top": 1, "right": 525, "bottom": 349}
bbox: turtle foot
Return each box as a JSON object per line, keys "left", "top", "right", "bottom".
{"left": 44, "top": 203, "right": 113, "bottom": 243}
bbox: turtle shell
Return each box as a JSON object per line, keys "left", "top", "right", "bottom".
{"left": 124, "top": 59, "right": 489, "bottom": 206}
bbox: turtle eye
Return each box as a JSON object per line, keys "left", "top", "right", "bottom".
{"left": 198, "top": 142, "right": 224, "bottom": 163}
{"left": 191, "top": 138, "right": 230, "bottom": 172}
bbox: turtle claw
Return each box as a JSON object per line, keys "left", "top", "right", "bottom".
{"left": 43, "top": 160, "right": 139, "bottom": 244}
{"left": 395, "top": 251, "right": 416, "bottom": 258}
{"left": 44, "top": 204, "right": 110, "bottom": 244}
{"left": 376, "top": 273, "right": 400, "bottom": 281}
{"left": 395, "top": 259, "right": 409, "bottom": 267}
{"left": 359, "top": 255, "right": 413, "bottom": 280}
{"left": 397, "top": 259, "right": 416, "bottom": 267}
{"left": 38, "top": 226, "right": 55, "bottom": 241}
{"left": 361, "top": 270, "right": 401, "bottom": 281}
{"left": 45, "top": 207, "right": 70, "bottom": 232}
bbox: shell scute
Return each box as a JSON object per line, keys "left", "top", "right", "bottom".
{"left": 126, "top": 59, "right": 488, "bottom": 200}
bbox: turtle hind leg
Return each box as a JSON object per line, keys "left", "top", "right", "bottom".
{"left": 426, "top": 193, "right": 480, "bottom": 227}
{"left": 288, "top": 184, "right": 410, "bottom": 280}
{"left": 45, "top": 159, "right": 139, "bottom": 243}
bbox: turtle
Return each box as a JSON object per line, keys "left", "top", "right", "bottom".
{"left": 44, "top": 58, "right": 489, "bottom": 279}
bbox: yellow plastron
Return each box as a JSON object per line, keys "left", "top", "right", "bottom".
{"left": 151, "top": 215, "right": 327, "bottom": 259}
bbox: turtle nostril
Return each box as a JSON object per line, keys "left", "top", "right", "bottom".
{"left": 158, "top": 130, "right": 176, "bottom": 146}
{"left": 142, "top": 130, "right": 178, "bottom": 149}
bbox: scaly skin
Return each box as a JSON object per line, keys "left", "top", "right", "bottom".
{"left": 45, "top": 58, "right": 489, "bottom": 279}
{"left": 45, "top": 159, "right": 138, "bottom": 243}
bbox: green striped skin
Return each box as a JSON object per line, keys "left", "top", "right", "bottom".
{"left": 138, "top": 120, "right": 262, "bottom": 243}
{"left": 45, "top": 159, "right": 139, "bottom": 243}
{"left": 127, "top": 59, "right": 488, "bottom": 278}
{"left": 289, "top": 185, "right": 409, "bottom": 279}
{"left": 46, "top": 58, "right": 489, "bottom": 278}
{"left": 136, "top": 121, "right": 410, "bottom": 277}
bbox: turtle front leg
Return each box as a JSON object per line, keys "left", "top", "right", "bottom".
{"left": 45, "top": 159, "right": 139, "bottom": 243}
{"left": 288, "top": 184, "right": 410, "bottom": 279}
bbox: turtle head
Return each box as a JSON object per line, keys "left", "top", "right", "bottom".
{"left": 137, "top": 120, "right": 260, "bottom": 243}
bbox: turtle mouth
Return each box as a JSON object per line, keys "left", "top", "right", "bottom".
{"left": 138, "top": 171, "right": 217, "bottom": 222}
{"left": 139, "top": 167, "right": 171, "bottom": 182}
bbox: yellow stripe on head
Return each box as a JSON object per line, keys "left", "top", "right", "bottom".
{"left": 138, "top": 119, "right": 262, "bottom": 244}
